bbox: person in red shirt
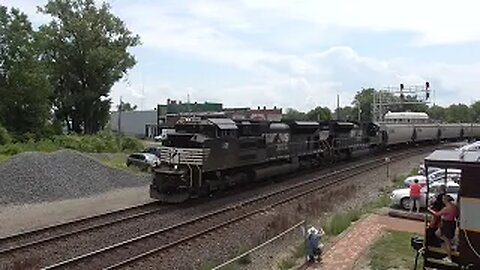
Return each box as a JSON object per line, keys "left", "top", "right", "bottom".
{"left": 409, "top": 179, "right": 422, "bottom": 213}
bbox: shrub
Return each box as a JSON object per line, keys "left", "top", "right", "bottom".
{"left": 120, "top": 136, "right": 143, "bottom": 152}
{"left": 0, "top": 143, "right": 23, "bottom": 155}
{"left": 324, "top": 208, "right": 363, "bottom": 236}
{"left": 0, "top": 125, "right": 12, "bottom": 145}
{"left": 324, "top": 212, "right": 352, "bottom": 236}
{"left": 0, "top": 133, "right": 143, "bottom": 156}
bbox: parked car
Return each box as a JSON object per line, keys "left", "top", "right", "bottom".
{"left": 126, "top": 153, "right": 160, "bottom": 171}
{"left": 457, "top": 141, "right": 480, "bottom": 152}
{"left": 417, "top": 164, "right": 441, "bottom": 176}
{"left": 404, "top": 169, "right": 461, "bottom": 187}
{"left": 142, "top": 147, "right": 161, "bottom": 157}
{"left": 391, "top": 181, "right": 459, "bottom": 210}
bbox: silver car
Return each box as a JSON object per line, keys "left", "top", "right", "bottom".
{"left": 126, "top": 153, "right": 160, "bottom": 172}
{"left": 391, "top": 181, "right": 459, "bottom": 210}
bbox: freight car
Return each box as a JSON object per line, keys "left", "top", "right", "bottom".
{"left": 150, "top": 112, "right": 480, "bottom": 203}
{"left": 378, "top": 112, "right": 480, "bottom": 146}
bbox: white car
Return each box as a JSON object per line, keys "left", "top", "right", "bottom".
{"left": 417, "top": 164, "right": 441, "bottom": 176}
{"left": 457, "top": 141, "right": 480, "bottom": 152}
{"left": 404, "top": 170, "right": 461, "bottom": 187}
{"left": 391, "top": 181, "right": 459, "bottom": 210}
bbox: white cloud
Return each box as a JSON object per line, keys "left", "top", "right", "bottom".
{"left": 2, "top": 0, "right": 480, "bottom": 112}
{"left": 241, "top": 0, "right": 480, "bottom": 46}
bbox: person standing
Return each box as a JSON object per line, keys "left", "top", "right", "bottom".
{"left": 430, "top": 195, "right": 458, "bottom": 263}
{"left": 306, "top": 226, "right": 323, "bottom": 263}
{"left": 409, "top": 179, "right": 422, "bottom": 213}
{"left": 429, "top": 185, "right": 446, "bottom": 228}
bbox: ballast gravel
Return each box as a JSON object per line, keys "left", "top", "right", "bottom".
{"left": 0, "top": 150, "right": 150, "bottom": 205}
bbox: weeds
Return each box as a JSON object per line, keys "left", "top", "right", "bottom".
{"left": 237, "top": 250, "right": 252, "bottom": 265}
{"left": 198, "top": 261, "right": 234, "bottom": 270}
{"left": 292, "top": 243, "right": 306, "bottom": 259}
{"left": 391, "top": 174, "right": 406, "bottom": 187}
{"left": 277, "top": 257, "right": 296, "bottom": 270}
{"left": 0, "top": 133, "right": 143, "bottom": 156}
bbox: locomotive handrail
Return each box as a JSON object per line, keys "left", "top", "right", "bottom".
{"left": 159, "top": 146, "right": 210, "bottom": 165}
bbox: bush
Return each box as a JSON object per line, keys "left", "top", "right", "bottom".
{"left": 0, "top": 133, "right": 143, "bottom": 155}
{"left": 324, "top": 208, "right": 363, "bottom": 236}
{"left": 0, "top": 143, "right": 24, "bottom": 155}
{"left": 120, "top": 136, "right": 143, "bottom": 151}
{"left": 0, "top": 125, "right": 12, "bottom": 145}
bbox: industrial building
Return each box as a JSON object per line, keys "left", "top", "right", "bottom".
{"left": 111, "top": 99, "right": 282, "bottom": 139}
{"left": 110, "top": 110, "right": 157, "bottom": 138}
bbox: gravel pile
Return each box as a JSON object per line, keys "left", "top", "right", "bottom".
{"left": 0, "top": 150, "right": 150, "bottom": 205}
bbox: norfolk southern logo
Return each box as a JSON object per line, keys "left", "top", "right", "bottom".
{"left": 169, "top": 148, "right": 179, "bottom": 163}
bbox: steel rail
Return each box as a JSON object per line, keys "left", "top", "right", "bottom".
{"left": 0, "top": 201, "right": 165, "bottom": 254}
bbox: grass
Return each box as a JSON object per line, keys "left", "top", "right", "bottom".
{"left": 0, "top": 154, "right": 9, "bottom": 162}
{"left": 392, "top": 174, "right": 407, "bottom": 187}
{"left": 277, "top": 257, "right": 296, "bottom": 270}
{"left": 324, "top": 207, "right": 363, "bottom": 236}
{"left": 368, "top": 231, "right": 422, "bottom": 270}
{"left": 291, "top": 242, "right": 306, "bottom": 259}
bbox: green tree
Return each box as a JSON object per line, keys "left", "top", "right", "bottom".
{"left": 39, "top": 0, "right": 140, "bottom": 134}
{"left": 117, "top": 101, "right": 137, "bottom": 112}
{"left": 427, "top": 105, "right": 446, "bottom": 122}
{"left": 0, "top": 6, "right": 52, "bottom": 137}
{"left": 335, "top": 106, "right": 360, "bottom": 121}
{"left": 445, "top": 104, "right": 472, "bottom": 123}
{"left": 352, "top": 88, "right": 375, "bottom": 122}
{"left": 283, "top": 108, "right": 307, "bottom": 120}
{"left": 470, "top": 101, "right": 480, "bottom": 122}
{"left": 306, "top": 106, "right": 332, "bottom": 121}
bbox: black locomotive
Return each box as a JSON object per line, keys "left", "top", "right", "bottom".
{"left": 150, "top": 116, "right": 380, "bottom": 203}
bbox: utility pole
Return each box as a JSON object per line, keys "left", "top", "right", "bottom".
{"left": 118, "top": 96, "right": 123, "bottom": 135}
{"left": 336, "top": 94, "right": 340, "bottom": 120}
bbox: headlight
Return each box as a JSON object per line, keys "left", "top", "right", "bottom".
{"left": 174, "top": 165, "right": 178, "bottom": 170}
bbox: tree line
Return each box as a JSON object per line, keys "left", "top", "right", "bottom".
{"left": 0, "top": 0, "right": 139, "bottom": 140}
{"left": 284, "top": 88, "right": 480, "bottom": 123}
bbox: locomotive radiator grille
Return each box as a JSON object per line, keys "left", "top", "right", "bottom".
{"left": 159, "top": 146, "right": 210, "bottom": 165}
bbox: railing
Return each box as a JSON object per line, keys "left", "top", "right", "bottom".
{"left": 159, "top": 146, "right": 210, "bottom": 165}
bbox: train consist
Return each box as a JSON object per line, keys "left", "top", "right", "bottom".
{"left": 150, "top": 112, "right": 480, "bottom": 203}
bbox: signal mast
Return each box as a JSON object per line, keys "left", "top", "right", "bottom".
{"left": 372, "top": 82, "right": 432, "bottom": 122}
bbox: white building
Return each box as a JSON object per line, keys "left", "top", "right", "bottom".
{"left": 110, "top": 110, "right": 157, "bottom": 138}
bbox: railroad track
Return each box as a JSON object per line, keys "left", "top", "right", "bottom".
{"left": 39, "top": 146, "right": 437, "bottom": 270}
{"left": 0, "top": 201, "right": 166, "bottom": 255}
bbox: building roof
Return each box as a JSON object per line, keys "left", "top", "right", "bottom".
{"left": 425, "top": 149, "right": 480, "bottom": 169}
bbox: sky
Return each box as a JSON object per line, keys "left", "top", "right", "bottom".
{"left": 2, "top": 0, "right": 480, "bottom": 112}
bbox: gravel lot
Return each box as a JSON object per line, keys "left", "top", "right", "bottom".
{"left": 0, "top": 150, "right": 150, "bottom": 205}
